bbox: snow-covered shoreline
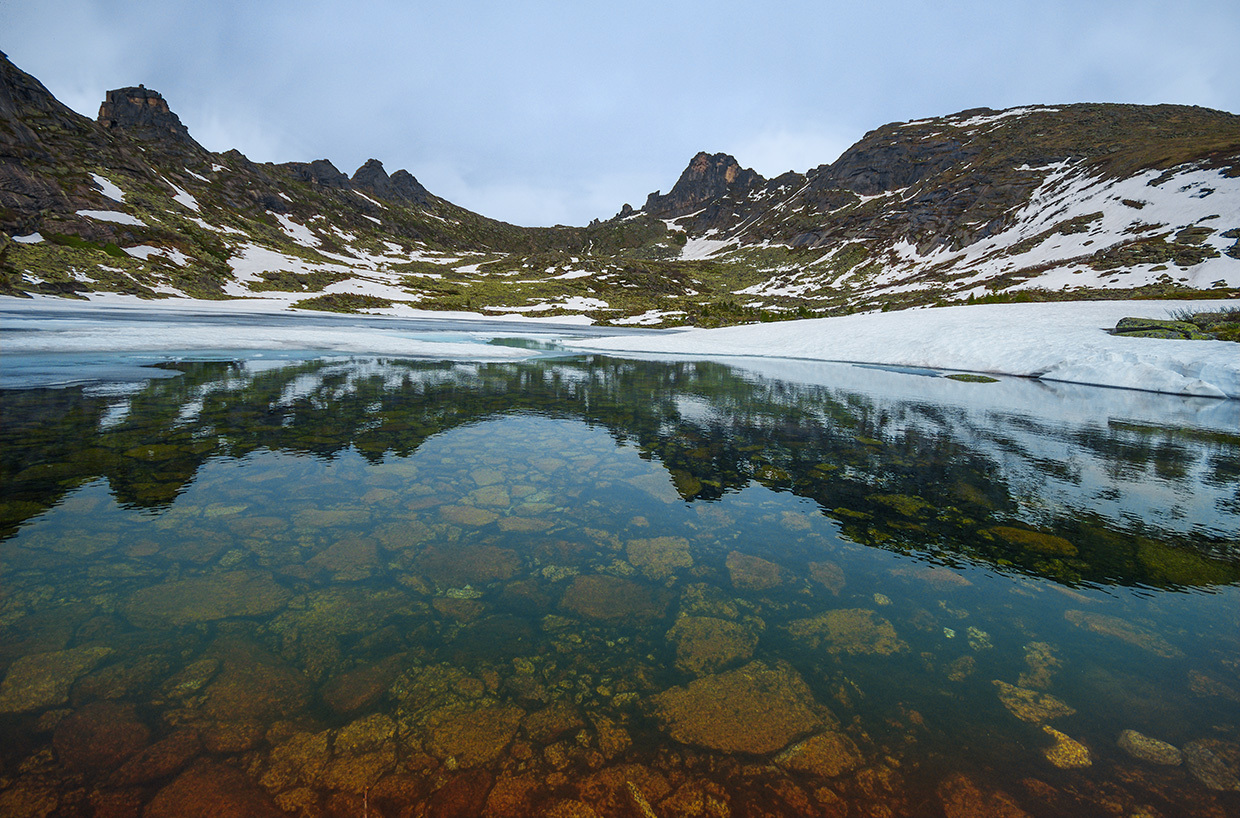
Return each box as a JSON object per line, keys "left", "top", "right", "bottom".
{"left": 566, "top": 300, "right": 1240, "bottom": 399}
{"left": 3, "top": 296, "right": 1237, "bottom": 399}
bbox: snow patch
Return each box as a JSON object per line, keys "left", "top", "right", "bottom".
{"left": 76, "top": 210, "right": 145, "bottom": 226}
{"left": 681, "top": 236, "right": 738, "bottom": 260}
{"left": 13, "top": 232, "right": 44, "bottom": 244}
{"left": 91, "top": 173, "right": 125, "bottom": 202}
{"left": 166, "top": 180, "right": 200, "bottom": 211}
{"left": 126, "top": 245, "right": 191, "bottom": 266}
{"left": 271, "top": 213, "right": 321, "bottom": 248}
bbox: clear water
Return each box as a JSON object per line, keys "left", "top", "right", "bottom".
{"left": 1, "top": 355, "right": 1237, "bottom": 817}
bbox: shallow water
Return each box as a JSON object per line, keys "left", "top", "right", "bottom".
{"left": 1, "top": 354, "right": 1237, "bottom": 817}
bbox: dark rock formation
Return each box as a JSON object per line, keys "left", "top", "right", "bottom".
{"left": 351, "top": 159, "right": 431, "bottom": 205}
{"left": 643, "top": 152, "right": 764, "bottom": 218}
{"left": 812, "top": 127, "right": 976, "bottom": 196}
{"left": 280, "top": 158, "right": 350, "bottom": 188}
{"left": 389, "top": 169, "right": 431, "bottom": 205}
{"left": 97, "top": 85, "right": 197, "bottom": 147}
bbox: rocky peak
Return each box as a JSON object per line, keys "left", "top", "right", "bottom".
{"left": 351, "top": 159, "right": 431, "bottom": 205}
{"left": 97, "top": 85, "right": 197, "bottom": 148}
{"left": 643, "top": 151, "right": 764, "bottom": 218}
{"left": 281, "top": 158, "right": 350, "bottom": 188}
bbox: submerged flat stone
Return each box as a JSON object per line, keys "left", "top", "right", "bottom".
{"left": 667, "top": 616, "right": 758, "bottom": 675}
{"left": 626, "top": 536, "right": 692, "bottom": 580}
{"left": 0, "top": 645, "right": 113, "bottom": 713}
{"left": 787, "top": 608, "right": 907, "bottom": 655}
{"left": 560, "top": 575, "right": 671, "bottom": 621}
{"left": 651, "top": 660, "right": 822, "bottom": 754}
{"left": 122, "top": 570, "right": 291, "bottom": 627}
{"left": 1042, "top": 726, "right": 1092, "bottom": 768}
{"left": 424, "top": 702, "right": 525, "bottom": 767}
{"left": 1117, "top": 729, "right": 1182, "bottom": 766}
{"left": 993, "top": 680, "right": 1076, "bottom": 723}
{"left": 1183, "top": 740, "right": 1240, "bottom": 791}
{"left": 1063, "top": 610, "right": 1183, "bottom": 658}
{"left": 937, "top": 773, "right": 1032, "bottom": 818}
{"left": 726, "top": 551, "right": 783, "bottom": 590}
{"left": 775, "top": 729, "right": 863, "bottom": 778}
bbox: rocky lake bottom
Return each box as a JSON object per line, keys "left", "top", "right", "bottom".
{"left": 0, "top": 353, "right": 1237, "bottom": 817}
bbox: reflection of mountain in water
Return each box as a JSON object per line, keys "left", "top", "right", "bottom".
{"left": 1, "top": 356, "right": 1236, "bottom": 588}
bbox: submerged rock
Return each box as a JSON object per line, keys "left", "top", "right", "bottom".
{"left": 667, "top": 616, "right": 758, "bottom": 675}
{"left": 626, "top": 536, "right": 693, "bottom": 580}
{"left": 1183, "top": 739, "right": 1240, "bottom": 792}
{"left": 787, "top": 608, "right": 907, "bottom": 655}
{"left": 808, "top": 561, "right": 846, "bottom": 595}
{"left": 993, "top": 680, "right": 1076, "bottom": 723}
{"left": 1117, "top": 729, "right": 1182, "bottom": 766}
{"left": 111, "top": 728, "right": 201, "bottom": 785}
{"left": 147, "top": 760, "right": 283, "bottom": 818}
{"left": 937, "top": 772, "right": 1032, "bottom": 818}
{"left": 1063, "top": 610, "right": 1183, "bottom": 658}
{"left": 424, "top": 701, "right": 525, "bottom": 766}
{"left": 725, "top": 551, "right": 783, "bottom": 590}
{"left": 122, "top": 570, "right": 291, "bottom": 627}
{"left": 416, "top": 543, "right": 521, "bottom": 586}
{"left": 201, "top": 638, "right": 312, "bottom": 723}
{"left": 775, "top": 729, "right": 863, "bottom": 778}
{"left": 651, "top": 660, "right": 823, "bottom": 754}
{"left": 1041, "top": 726, "right": 1092, "bottom": 768}
{"left": 53, "top": 700, "right": 149, "bottom": 772}
{"left": 560, "top": 575, "right": 671, "bottom": 621}
{"left": 1017, "top": 642, "right": 1062, "bottom": 690}
{"left": 0, "top": 645, "right": 113, "bottom": 713}
{"left": 306, "top": 536, "right": 379, "bottom": 581}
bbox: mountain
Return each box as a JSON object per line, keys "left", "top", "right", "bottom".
{"left": 2, "top": 53, "right": 1238, "bottom": 325}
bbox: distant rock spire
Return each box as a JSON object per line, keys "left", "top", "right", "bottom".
{"left": 97, "top": 86, "right": 196, "bottom": 147}
{"left": 351, "top": 159, "right": 431, "bottom": 205}
{"left": 643, "top": 152, "right": 764, "bottom": 218}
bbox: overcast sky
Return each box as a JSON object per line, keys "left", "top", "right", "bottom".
{"left": 4, "top": 0, "right": 1238, "bottom": 226}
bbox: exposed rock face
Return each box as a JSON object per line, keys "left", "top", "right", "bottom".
{"left": 643, "top": 151, "right": 764, "bottom": 218}
{"left": 97, "top": 85, "right": 196, "bottom": 146}
{"left": 280, "top": 158, "right": 351, "bottom": 188}
{"left": 351, "top": 158, "right": 431, "bottom": 205}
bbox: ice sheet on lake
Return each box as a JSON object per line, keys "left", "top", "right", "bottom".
{"left": 565, "top": 300, "right": 1240, "bottom": 399}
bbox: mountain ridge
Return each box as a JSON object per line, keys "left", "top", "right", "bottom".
{"left": 2, "top": 53, "right": 1237, "bottom": 325}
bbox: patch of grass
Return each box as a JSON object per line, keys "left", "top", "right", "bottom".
{"left": 945, "top": 373, "right": 999, "bottom": 383}
{"left": 248, "top": 269, "right": 351, "bottom": 293}
{"left": 1166, "top": 305, "right": 1240, "bottom": 342}
{"left": 293, "top": 293, "right": 394, "bottom": 313}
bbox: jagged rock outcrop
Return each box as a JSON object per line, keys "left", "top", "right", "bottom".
{"left": 351, "top": 159, "right": 431, "bottom": 205}
{"left": 280, "top": 159, "right": 351, "bottom": 189}
{"left": 98, "top": 85, "right": 198, "bottom": 148}
{"left": 643, "top": 151, "right": 764, "bottom": 218}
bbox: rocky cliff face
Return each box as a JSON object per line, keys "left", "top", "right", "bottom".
{"left": 351, "top": 159, "right": 432, "bottom": 205}
{"left": 643, "top": 152, "right": 764, "bottom": 218}
{"left": 97, "top": 86, "right": 197, "bottom": 148}
{"left": 280, "top": 159, "right": 351, "bottom": 189}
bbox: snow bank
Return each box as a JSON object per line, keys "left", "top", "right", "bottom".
{"left": 565, "top": 300, "right": 1240, "bottom": 399}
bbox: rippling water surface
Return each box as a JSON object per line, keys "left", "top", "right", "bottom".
{"left": 1, "top": 354, "right": 1237, "bottom": 817}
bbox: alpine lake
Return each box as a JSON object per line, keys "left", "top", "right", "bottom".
{"left": 1, "top": 345, "right": 1238, "bottom": 818}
